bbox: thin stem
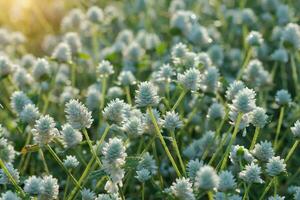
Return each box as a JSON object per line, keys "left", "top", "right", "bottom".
{"left": 142, "top": 183, "right": 145, "bottom": 200}
{"left": 125, "top": 86, "right": 132, "bottom": 105}
{"left": 209, "top": 126, "right": 233, "bottom": 165}
{"left": 152, "top": 141, "right": 164, "bottom": 188}
{"left": 45, "top": 145, "right": 81, "bottom": 188}
{"left": 0, "top": 158, "right": 26, "bottom": 198}
{"left": 18, "top": 132, "right": 32, "bottom": 171}
{"left": 290, "top": 53, "right": 299, "bottom": 97}
{"left": 285, "top": 140, "right": 299, "bottom": 162}
{"left": 270, "top": 62, "right": 278, "bottom": 82}
{"left": 97, "top": 77, "right": 107, "bottom": 130}
{"left": 21, "top": 150, "right": 32, "bottom": 174}
{"left": 82, "top": 128, "right": 102, "bottom": 166}
{"left": 243, "top": 184, "right": 251, "bottom": 200}
{"left": 280, "top": 63, "right": 288, "bottom": 89}
{"left": 67, "top": 125, "right": 111, "bottom": 200}
{"left": 7, "top": 75, "right": 18, "bottom": 91}
{"left": 96, "top": 125, "right": 111, "bottom": 152}
{"left": 219, "top": 113, "right": 243, "bottom": 171}
{"left": 237, "top": 47, "right": 252, "bottom": 80}
{"left": 39, "top": 149, "right": 49, "bottom": 174}
{"left": 141, "top": 136, "right": 157, "bottom": 155}
{"left": 95, "top": 176, "right": 106, "bottom": 190}
{"left": 274, "top": 177, "right": 278, "bottom": 197}
{"left": 148, "top": 107, "right": 182, "bottom": 177}
{"left": 216, "top": 110, "right": 229, "bottom": 137}
{"left": 42, "top": 93, "right": 50, "bottom": 114}
{"left": 274, "top": 106, "right": 285, "bottom": 148}
{"left": 92, "top": 25, "right": 99, "bottom": 63}
{"left": 118, "top": 184, "right": 125, "bottom": 200}
{"left": 100, "top": 77, "right": 107, "bottom": 111}
{"left": 70, "top": 62, "right": 76, "bottom": 87}
{"left": 250, "top": 127, "right": 260, "bottom": 150}
{"left": 170, "top": 130, "right": 186, "bottom": 175}
{"left": 165, "top": 82, "right": 170, "bottom": 102}
{"left": 207, "top": 191, "right": 214, "bottom": 200}
{"left": 63, "top": 172, "right": 71, "bottom": 200}
{"left": 259, "top": 178, "right": 274, "bottom": 200}
{"left": 171, "top": 90, "right": 187, "bottom": 111}
{"left": 67, "top": 157, "right": 95, "bottom": 200}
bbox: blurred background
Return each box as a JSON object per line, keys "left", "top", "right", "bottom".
{"left": 0, "top": 0, "right": 105, "bottom": 55}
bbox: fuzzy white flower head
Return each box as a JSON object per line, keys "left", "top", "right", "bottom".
{"left": 291, "top": 120, "right": 300, "bottom": 139}
{"left": 32, "top": 115, "right": 59, "bottom": 145}
{"left": 194, "top": 165, "right": 219, "bottom": 190}
{"left": 232, "top": 87, "right": 256, "bottom": 114}
{"left": 135, "top": 81, "right": 160, "bottom": 107}
{"left": 51, "top": 42, "right": 72, "bottom": 63}
{"left": 63, "top": 32, "right": 82, "bottom": 55}
{"left": 65, "top": 99, "right": 93, "bottom": 129}
{"left": 61, "top": 123, "right": 82, "bottom": 148}
{"left": 87, "top": 6, "right": 104, "bottom": 23}
{"left": 39, "top": 175, "right": 59, "bottom": 200}
{"left": 102, "top": 138, "right": 127, "bottom": 189}
{"left": 177, "top": 68, "right": 201, "bottom": 91}
{"left": 0, "top": 55, "right": 13, "bottom": 77}
{"left": 0, "top": 138, "right": 16, "bottom": 163}
{"left": 170, "top": 178, "right": 195, "bottom": 200}
{"left": 102, "top": 138, "right": 127, "bottom": 168}
{"left": 239, "top": 162, "right": 263, "bottom": 184}
{"left": 97, "top": 60, "right": 114, "bottom": 78}
{"left": 32, "top": 58, "right": 51, "bottom": 81}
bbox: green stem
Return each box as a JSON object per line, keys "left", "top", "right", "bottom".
{"left": 0, "top": 158, "right": 26, "bottom": 197}
{"left": 18, "top": 132, "right": 32, "bottom": 172}
{"left": 152, "top": 142, "right": 164, "bottom": 188}
{"left": 237, "top": 47, "right": 252, "bottom": 80}
{"left": 291, "top": 53, "right": 299, "bottom": 97}
{"left": 270, "top": 62, "right": 278, "bottom": 82}
{"left": 39, "top": 149, "right": 49, "bottom": 174}
{"left": 142, "top": 183, "right": 145, "bottom": 200}
{"left": 125, "top": 86, "right": 132, "bottom": 105}
{"left": 210, "top": 126, "right": 233, "bottom": 166}
{"left": 67, "top": 157, "right": 95, "bottom": 200}
{"left": 67, "top": 125, "right": 111, "bottom": 200}
{"left": 285, "top": 140, "right": 299, "bottom": 162}
{"left": 100, "top": 77, "right": 107, "bottom": 111}
{"left": 45, "top": 145, "right": 81, "bottom": 188}
{"left": 219, "top": 113, "right": 243, "bottom": 171}
{"left": 95, "top": 176, "right": 106, "bottom": 190}
{"left": 171, "top": 90, "right": 187, "bottom": 111}
{"left": 274, "top": 106, "right": 285, "bottom": 148}
{"left": 170, "top": 131, "right": 186, "bottom": 175}
{"left": 63, "top": 172, "right": 71, "bottom": 200}
{"left": 96, "top": 125, "right": 111, "bottom": 152}
{"left": 118, "top": 184, "right": 125, "bottom": 200}
{"left": 21, "top": 150, "right": 32, "bottom": 174}
{"left": 216, "top": 110, "right": 229, "bottom": 137}
{"left": 97, "top": 77, "right": 107, "bottom": 129}
{"left": 243, "top": 184, "right": 251, "bottom": 200}
{"left": 148, "top": 107, "right": 182, "bottom": 177}
{"left": 207, "top": 191, "right": 214, "bottom": 200}
{"left": 274, "top": 177, "right": 277, "bottom": 197}
{"left": 280, "top": 63, "right": 288, "bottom": 89}
{"left": 141, "top": 136, "right": 157, "bottom": 155}
{"left": 7, "top": 75, "right": 18, "bottom": 91}
{"left": 70, "top": 62, "right": 76, "bottom": 87}
{"left": 82, "top": 128, "right": 102, "bottom": 166}
{"left": 259, "top": 178, "right": 274, "bottom": 200}
{"left": 250, "top": 127, "right": 260, "bottom": 150}
{"left": 92, "top": 25, "right": 99, "bottom": 63}
{"left": 42, "top": 93, "right": 50, "bottom": 114}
